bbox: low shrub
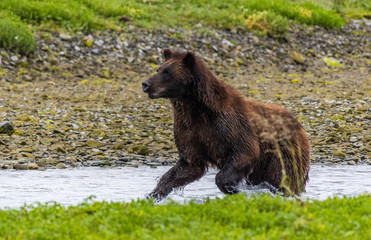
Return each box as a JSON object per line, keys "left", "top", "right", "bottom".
{"left": 0, "top": 0, "right": 108, "bottom": 31}
{"left": 0, "top": 19, "right": 35, "bottom": 54}
{"left": 245, "top": 11, "right": 289, "bottom": 38}
{"left": 243, "top": 0, "right": 345, "bottom": 28}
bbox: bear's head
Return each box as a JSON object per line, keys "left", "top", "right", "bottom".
{"left": 142, "top": 49, "right": 196, "bottom": 99}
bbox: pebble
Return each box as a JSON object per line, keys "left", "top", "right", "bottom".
{"left": 147, "top": 161, "right": 162, "bottom": 166}
{"left": 37, "top": 159, "right": 46, "bottom": 167}
{"left": 0, "top": 20, "right": 369, "bottom": 170}
{"left": 91, "top": 49, "right": 99, "bottom": 54}
{"left": 352, "top": 142, "right": 363, "bottom": 147}
{"left": 28, "top": 163, "right": 39, "bottom": 170}
{"left": 95, "top": 39, "right": 104, "bottom": 47}
{"left": 13, "top": 163, "right": 28, "bottom": 170}
{"left": 0, "top": 122, "right": 14, "bottom": 134}
{"left": 60, "top": 33, "right": 72, "bottom": 41}
{"left": 289, "top": 51, "right": 305, "bottom": 64}
{"left": 56, "top": 163, "right": 68, "bottom": 169}
{"left": 82, "top": 35, "right": 94, "bottom": 47}
{"left": 10, "top": 56, "right": 18, "bottom": 62}
{"left": 115, "top": 160, "right": 127, "bottom": 164}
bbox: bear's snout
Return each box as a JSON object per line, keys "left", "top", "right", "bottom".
{"left": 142, "top": 81, "right": 150, "bottom": 93}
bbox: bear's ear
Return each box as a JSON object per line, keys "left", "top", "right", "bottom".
{"left": 183, "top": 52, "right": 195, "bottom": 68}
{"left": 163, "top": 48, "right": 173, "bottom": 61}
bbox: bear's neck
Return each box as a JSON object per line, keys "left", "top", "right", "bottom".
{"left": 170, "top": 72, "right": 240, "bottom": 114}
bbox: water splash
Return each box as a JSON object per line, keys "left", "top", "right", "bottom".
{"left": 0, "top": 164, "right": 370, "bottom": 209}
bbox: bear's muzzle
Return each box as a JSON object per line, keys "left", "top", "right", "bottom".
{"left": 142, "top": 81, "right": 150, "bottom": 93}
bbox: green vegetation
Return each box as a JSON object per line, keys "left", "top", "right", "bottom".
{"left": 0, "top": 0, "right": 351, "bottom": 30}
{"left": 0, "top": 0, "right": 124, "bottom": 32}
{"left": 0, "top": 20, "right": 35, "bottom": 54}
{"left": 0, "top": 0, "right": 369, "bottom": 53}
{"left": 314, "top": 0, "right": 371, "bottom": 18}
{"left": 244, "top": 0, "right": 345, "bottom": 29}
{"left": 245, "top": 11, "right": 289, "bottom": 38}
{"left": 0, "top": 11, "right": 35, "bottom": 54}
{"left": 0, "top": 194, "right": 370, "bottom": 239}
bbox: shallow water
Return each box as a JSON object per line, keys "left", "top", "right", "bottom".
{"left": 0, "top": 164, "right": 370, "bottom": 209}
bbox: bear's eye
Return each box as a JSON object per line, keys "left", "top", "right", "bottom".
{"left": 163, "top": 69, "right": 169, "bottom": 74}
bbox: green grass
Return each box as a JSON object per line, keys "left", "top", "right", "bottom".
{"left": 244, "top": 0, "right": 345, "bottom": 29}
{"left": 0, "top": 0, "right": 112, "bottom": 31}
{"left": 0, "top": 0, "right": 367, "bottom": 31}
{"left": 245, "top": 11, "right": 290, "bottom": 38}
{"left": 0, "top": 194, "right": 370, "bottom": 239}
{"left": 300, "top": 0, "right": 371, "bottom": 18}
{"left": 0, "top": 0, "right": 369, "bottom": 53}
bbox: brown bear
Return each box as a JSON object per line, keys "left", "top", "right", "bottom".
{"left": 142, "top": 49, "right": 310, "bottom": 201}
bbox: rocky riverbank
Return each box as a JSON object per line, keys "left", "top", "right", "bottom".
{"left": 0, "top": 20, "right": 370, "bottom": 169}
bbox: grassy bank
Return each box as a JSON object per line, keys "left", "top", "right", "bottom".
{"left": 0, "top": 194, "right": 370, "bottom": 239}
{"left": 0, "top": 0, "right": 370, "bottom": 53}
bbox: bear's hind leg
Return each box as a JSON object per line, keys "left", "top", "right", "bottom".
{"left": 265, "top": 158, "right": 284, "bottom": 190}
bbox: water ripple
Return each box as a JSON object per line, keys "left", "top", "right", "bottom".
{"left": 0, "top": 164, "right": 370, "bottom": 209}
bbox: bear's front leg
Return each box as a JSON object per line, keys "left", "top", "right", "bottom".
{"left": 215, "top": 162, "right": 248, "bottom": 194}
{"left": 148, "top": 158, "right": 206, "bottom": 201}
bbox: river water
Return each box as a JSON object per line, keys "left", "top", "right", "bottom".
{"left": 0, "top": 164, "right": 370, "bottom": 209}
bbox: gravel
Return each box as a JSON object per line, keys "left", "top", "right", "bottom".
{"left": 0, "top": 20, "right": 370, "bottom": 169}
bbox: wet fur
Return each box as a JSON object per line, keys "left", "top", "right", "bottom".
{"left": 143, "top": 49, "right": 310, "bottom": 201}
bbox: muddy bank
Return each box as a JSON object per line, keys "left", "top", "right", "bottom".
{"left": 0, "top": 21, "right": 370, "bottom": 169}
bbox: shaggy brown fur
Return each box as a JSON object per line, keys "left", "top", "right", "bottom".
{"left": 142, "top": 49, "right": 310, "bottom": 201}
